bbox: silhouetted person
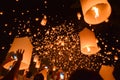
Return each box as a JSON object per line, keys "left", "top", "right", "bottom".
{"left": 69, "top": 69, "right": 103, "bottom": 80}
{"left": 1, "top": 49, "right": 24, "bottom": 80}
{"left": 34, "top": 73, "right": 44, "bottom": 80}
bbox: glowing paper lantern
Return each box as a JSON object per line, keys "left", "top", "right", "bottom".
{"left": 33, "top": 55, "right": 39, "bottom": 62}
{"left": 80, "top": 0, "right": 111, "bottom": 25}
{"left": 52, "top": 66, "right": 57, "bottom": 71}
{"left": 79, "top": 28, "right": 100, "bottom": 55}
{"left": 41, "top": 15, "right": 47, "bottom": 26}
{"left": 35, "top": 61, "right": 41, "bottom": 69}
{"left": 77, "top": 12, "right": 81, "bottom": 20}
{"left": 99, "top": 65, "right": 115, "bottom": 80}
{"left": 3, "top": 37, "right": 33, "bottom": 70}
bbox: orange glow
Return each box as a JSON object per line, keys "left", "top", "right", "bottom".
{"left": 79, "top": 28, "right": 100, "bottom": 55}
{"left": 41, "top": 15, "right": 47, "bottom": 26}
{"left": 35, "top": 61, "right": 41, "bottom": 68}
{"left": 33, "top": 55, "right": 39, "bottom": 62}
{"left": 77, "top": 12, "right": 81, "bottom": 20}
{"left": 35, "top": 18, "right": 39, "bottom": 21}
{"left": 0, "top": 11, "right": 3, "bottom": 15}
{"left": 53, "top": 66, "right": 57, "bottom": 71}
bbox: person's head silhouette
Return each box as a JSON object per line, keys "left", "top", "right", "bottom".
{"left": 69, "top": 69, "right": 103, "bottom": 80}
{"left": 34, "top": 73, "right": 44, "bottom": 80}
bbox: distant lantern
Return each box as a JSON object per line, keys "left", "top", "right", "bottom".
{"left": 99, "top": 65, "right": 115, "bottom": 80}
{"left": 33, "top": 55, "right": 39, "bottom": 62}
{"left": 0, "top": 11, "right": 3, "bottom": 15}
{"left": 3, "top": 37, "right": 33, "bottom": 70}
{"left": 80, "top": 0, "right": 111, "bottom": 25}
{"left": 52, "top": 66, "right": 57, "bottom": 71}
{"left": 79, "top": 28, "right": 100, "bottom": 55}
{"left": 41, "top": 15, "right": 47, "bottom": 26}
{"left": 77, "top": 12, "right": 81, "bottom": 20}
{"left": 35, "top": 18, "right": 39, "bottom": 21}
{"left": 35, "top": 61, "right": 41, "bottom": 69}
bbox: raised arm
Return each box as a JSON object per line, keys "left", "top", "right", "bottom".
{"left": 2, "top": 49, "right": 24, "bottom": 80}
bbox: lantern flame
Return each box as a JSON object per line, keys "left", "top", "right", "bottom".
{"left": 77, "top": 12, "right": 81, "bottom": 20}
{"left": 86, "top": 46, "right": 91, "bottom": 52}
{"left": 92, "top": 6, "right": 99, "bottom": 18}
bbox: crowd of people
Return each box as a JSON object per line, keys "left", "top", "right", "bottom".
{"left": 0, "top": 49, "right": 119, "bottom": 80}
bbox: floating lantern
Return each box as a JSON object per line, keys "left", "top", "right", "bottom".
{"left": 33, "top": 55, "right": 39, "bottom": 62}
{"left": 77, "top": 12, "right": 81, "bottom": 20}
{"left": 80, "top": 0, "right": 111, "bottom": 25}
{"left": 52, "top": 66, "right": 57, "bottom": 71}
{"left": 79, "top": 28, "right": 100, "bottom": 55}
{"left": 41, "top": 15, "right": 47, "bottom": 26}
{"left": 3, "top": 37, "right": 33, "bottom": 70}
{"left": 99, "top": 65, "right": 115, "bottom": 80}
{"left": 35, "top": 61, "right": 41, "bottom": 69}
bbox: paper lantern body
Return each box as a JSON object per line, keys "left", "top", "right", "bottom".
{"left": 35, "top": 61, "right": 41, "bottom": 68}
{"left": 99, "top": 65, "right": 115, "bottom": 80}
{"left": 41, "top": 18, "right": 47, "bottom": 26}
{"left": 33, "top": 55, "right": 39, "bottom": 62}
{"left": 79, "top": 28, "right": 100, "bottom": 55}
{"left": 80, "top": 0, "right": 111, "bottom": 25}
{"left": 41, "top": 15, "right": 47, "bottom": 26}
{"left": 77, "top": 12, "right": 81, "bottom": 20}
{"left": 3, "top": 37, "right": 33, "bottom": 70}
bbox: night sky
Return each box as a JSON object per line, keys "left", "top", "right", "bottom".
{"left": 0, "top": 0, "right": 120, "bottom": 77}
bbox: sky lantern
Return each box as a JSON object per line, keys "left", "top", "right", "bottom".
{"left": 79, "top": 28, "right": 100, "bottom": 56}
{"left": 35, "top": 61, "right": 41, "bottom": 69}
{"left": 99, "top": 65, "right": 115, "bottom": 80}
{"left": 33, "top": 55, "right": 39, "bottom": 62}
{"left": 3, "top": 37, "right": 33, "bottom": 70}
{"left": 41, "top": 15, "right": 47, "bottom": 26}
{"left": 77, "top": 12, "right": 81, "bottom": 20}
{"left": 80, "top": 0, "right": 111, "bottom": 25}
